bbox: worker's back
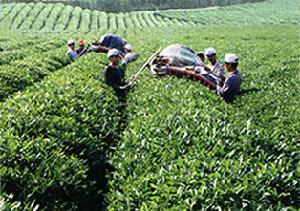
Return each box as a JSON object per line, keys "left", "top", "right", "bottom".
{"left": 99, "top": 34, "right": 126, "bottom": 53}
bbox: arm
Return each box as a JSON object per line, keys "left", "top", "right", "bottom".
{"left": 213, "top": 64, "right": 225, "bottom": 78}
{"left": 90, "top": 45, "right": 110, "bottom": 53}
{"left": 216, "top": 77, "right": 236, "bottom": 102}
{"left": 217, "top": 78, "right": 231, "bottom": 96}
{"left": 122, "top": 53, "right": 139, "bottom": 65}
{"left": 97, "top": 45, "right": 110, "bottom": 53}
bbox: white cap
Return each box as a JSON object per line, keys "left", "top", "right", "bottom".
{"left": 124, "top": 44, "right": 132, "bottom": 51}
{"left": 107, "top": 49, "right": 120, "bottom": 58}
{"left": 224, "top": 53, "right": 239, "bottom": 63}
{"left": 205, "top": 47, "right": 216, "bottom": 56}
{"left": 68, "top": 39, "right": 75, "bottom": 46}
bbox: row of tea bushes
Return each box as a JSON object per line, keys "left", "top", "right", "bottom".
{"left": 0, "top": 53, "right": 122, "bottom": 209}
{"left": 107, "top": 26, "right": 300, "bottom": 210}
{"left": 0, "top": 46, "right": 71, "bottom": 101}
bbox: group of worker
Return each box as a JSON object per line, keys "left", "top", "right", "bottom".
{"left": 67, "top": 34, "right": 137, "bottom": 63}
{"left": 67, "top": 34, "right": 241, "bottom": 102}
{"left": 67, "top": 39, "right": 88, "bottom": 60}
{"left": 197, "top": 48, "right": 241, "bottom": 102}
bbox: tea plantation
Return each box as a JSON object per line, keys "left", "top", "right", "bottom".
{"left": 0, "top": 0, "right": 299, "bottom": 210}
{"left": 0, "top": 0, "right": 299, "bottom": 33}
{"left": 2, "top": 0, "right": 266, "bottom": 12}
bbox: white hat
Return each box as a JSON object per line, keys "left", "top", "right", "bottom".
{"left": 224, "top": 53, "right": 239, "bottom": 63}
{"left": 124, "top": 44, "right": 132, "bottom": 51}
{"left": 205, "top": 47, "right": 216, "bottom": 56}
{"left": 68, "top": 39, "right": 75, "bottom": 46}
{"left": 107, "top": 49, "right": 120, "bottom": 58}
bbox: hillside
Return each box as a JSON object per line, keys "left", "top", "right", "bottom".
{"left": 0, "top": 0, "right": 299, "bottom": 33}
{"left": 0, "top": 0, "right": 299, "bottom": 210}
{"left": 3, "top": 0, "right": 267, "bottom": 12}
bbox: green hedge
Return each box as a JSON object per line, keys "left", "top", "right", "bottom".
{"left": 0, "top": 35, "right": 66, "bottom": 65}
{"left": 0, "top": 54, "right": 122, "bottom": 209}
{"left": 0, "top": 21, "right": 298, "bottom": 211}
{"left": 0, "top": 46, "right": 71, "bottom": 101}
{"left": 107, "top": 26, "right": 300, "bottom": 210}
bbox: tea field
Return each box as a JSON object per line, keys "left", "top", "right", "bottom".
{"left": 2, "top": 0, "right": 266, "bottom": 12}
{"left": 0, "top": 0, "right": 299, "bottom": 33}
{"left": 0, "top": 0, "right": 299, "bottom": 210}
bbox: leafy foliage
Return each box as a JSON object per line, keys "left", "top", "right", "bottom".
{"left": 0, "top": 54, "right": 122, "bottom": 209}
{"left": 0, "top": 46, "right": 71, "bottom": 101}
{"left": 0, "top": 0, "right": 299, "bottom": 32}
{"left": 0, "top": 1, "right": 299, "bottom": 210}
{"left": 107, "top": 26, "right": 300, "bottom": 210}
{"left": 3, "top": 0, "right": 267, "bottom": 12}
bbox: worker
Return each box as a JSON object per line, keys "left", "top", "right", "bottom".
{"left": 91, "top": 34, "right": 138, "bottom": 64}
{"left": 67, "top": 39, "right": 78, "bottom": 60}
{"left": 91, "top": 34, "right": 127, "bottom": 54}
{"left": 216, "top": 53, "right": 241, "bottom": 102}
{"left": 76, "top": 39, "right": 87, "bottom": 56}
{"left": 122, "top": 44, "right": 139, "bottom": 65}
{"left": 197, "top": 51, "right": 205, "bottom": 62}
{"left": 104, "top": 49, "right": 130, "bottom": 95}
{"left": 99, "top": 34, "right": 127, "bottom": 53}
{"left": 204, "top": 47, "right": 224, "bottom": 79}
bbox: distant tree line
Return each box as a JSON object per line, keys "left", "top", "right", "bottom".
{"left": 4, "top": 0, "right": 267, "bottom": 12}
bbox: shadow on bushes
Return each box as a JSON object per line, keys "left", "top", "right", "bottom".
{"left": 54, "top": 91, "right": 129, "bottom": 210}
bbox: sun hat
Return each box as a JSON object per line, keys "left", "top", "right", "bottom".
{"left": 107, "top": 48, "right": 120, "bottom": 58}
{"left": 205, "top": 47, "right": 216, "bottom": 56}
{"left": 68, "top": 39, "right": 75, "bottom": 46}
{"left": 224, "top": 53, "right": 239, "bottom": 63}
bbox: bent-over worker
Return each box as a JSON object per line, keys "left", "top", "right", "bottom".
{"left": 217, "top": 53, "right": 241, "bottom": 102}
{"left": 92, "top": 34, "right": 138, "bottom": 64}
{"left": 104, "top": 49, "right": 130, "bottom": 94}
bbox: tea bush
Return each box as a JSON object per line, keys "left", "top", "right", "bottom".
{"left": 1, "top": 0, "right": 299, "bottom": 32}
{"left": 0, "top": 1, "right": 299, "bottom": 210}
{"left": 0, "top": 54, "right": 123, "bottom": 209}
{"left": 107, "top": 25, "right": 300, "bottom": 210}
{"left": 0, "top": 46, "right": 71, "bottom": 100}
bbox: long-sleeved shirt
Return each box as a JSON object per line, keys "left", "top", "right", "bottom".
{"left": 68, "top": 48, "right": 78, "bottom": 60}
{"left": 103, "top": 65, "right": 126, "bottom": 91}
{"left": 217, "top": 70, "right": 241, "bottom": 102}
{"left": 208, "top": 62, "right": 225, "bottom": 78}
{"left": 99, "top": 34, "right": 126, "bottom": 53}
